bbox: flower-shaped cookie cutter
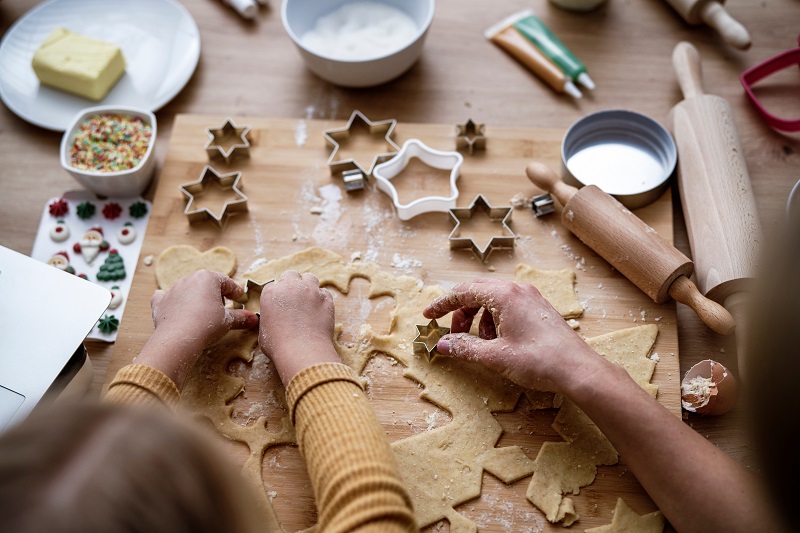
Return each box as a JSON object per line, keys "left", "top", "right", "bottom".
{"left": 372, "top": 139, "right": 464, "bottom": 221}
{"left": 205, "top": 118, "right": 252, "bottom": 163}
{"left": 449, "top": 194, "right": 516, "bottom": 262}
{"left": 413, "top": 319, "right": 451, "bottom": 361}
{"left": 180, "top": 166, "right": 248, "bottom": 225}
{"left": 455, "top": 119, "right": 487, "bottom": 155}
{"left": 323, "top": 110, "right": 400, "bottom": 177}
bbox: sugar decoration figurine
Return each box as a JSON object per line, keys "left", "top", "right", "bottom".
{"left": 48, "top": 198, "right": 68, "bottom": 217}
{"left": 50, "top": 219, "right": 70, "bottom": 242}
{"left": 73, "top": 226, "right": 110, "bottom": 264}
{"left": 117, "top": 223, "right": 137, "bottom": 245}
{"left": 97, "top": 249, "right": 126, "bottom": 281}
{"left": 47, "top": 251, "right": 75, "bottom": 274}
{"left": 76, "top": 201, "right": 96, "bottom": 220}
{"left": 108, "top": 285, "right": 124, "bottom": 309}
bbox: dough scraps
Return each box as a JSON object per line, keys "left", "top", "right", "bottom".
{"left": 155, "top": 244, "right": 237, "bottom": 289}
{"left": 178, "top": 248, "right": 662, "bottom": 532}
{"left": 584, "top": 497, "right": 665, "bottom": 533}
{"left": 515, "top": 263, "right": 584, "bottom": 318}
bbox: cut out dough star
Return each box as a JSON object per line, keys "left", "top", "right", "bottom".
{"left": 585, "top": 497, "right": 665, "bottom": 533}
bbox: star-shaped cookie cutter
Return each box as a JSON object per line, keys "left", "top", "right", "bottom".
{"left": 413, "top": 319, "right": 451, "bottom": 361}
{"left": 234, "top": 278, "right": 275, "bottom": 313}
{"left": 323, "top": 110, "right": 400, "bottom": 177}
{"left": 455, "top": 119, "right": 487, "bottom": 155}
{"left": 449, "top": 194, "right": 516, "bottom": 262}
{"left": 205, "top": 118, "right": 252, "bottom": 163}
{"left": 180, "top": 166, "right": 248, "bottom": 225}
{"left": 372, "top": 139, "right": 464, "bottom": 221}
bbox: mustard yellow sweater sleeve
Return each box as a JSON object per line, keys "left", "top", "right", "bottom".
{"left": 286, "top": 362, "right": 417, "bottom": 533}
{"left": 104, "top": 364, "right": 180, "bottom": 410}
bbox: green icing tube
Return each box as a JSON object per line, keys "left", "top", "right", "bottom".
{"left": 511, "top": 10, "right": 595, "bottom": 90}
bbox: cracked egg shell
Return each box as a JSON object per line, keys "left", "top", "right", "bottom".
{"left": 681, "top": 359, "right": 738, "bottom": 416}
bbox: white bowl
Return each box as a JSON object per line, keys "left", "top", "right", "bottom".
{"left": 281, "top": 0, "right": 435, "bottom": 88}
{"left": 60, "top": 105, "right": 157, "bottom": 197}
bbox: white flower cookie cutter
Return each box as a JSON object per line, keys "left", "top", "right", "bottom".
{"left": 372, "top": 139, "right": 464, "bottom": 221}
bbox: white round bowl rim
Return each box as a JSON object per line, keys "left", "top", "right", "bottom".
{"left": 281, "top": 0, "right": 435, "bottom": 64}
{"left": 60, "top": 105, "right": 157, "bottom": 178}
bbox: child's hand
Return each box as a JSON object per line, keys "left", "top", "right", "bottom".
{"left": 258, "top": 271, "right": 341, "bottom": 384}
{"left": 137, "top": 270, "right": 258, "bottom": 388}
{"left": 423, "top": 279, "right": 598, "bottom": 394}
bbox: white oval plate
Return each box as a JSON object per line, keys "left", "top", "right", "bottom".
{"left": 0, "top": 0, "right": 200, "bottom": 131}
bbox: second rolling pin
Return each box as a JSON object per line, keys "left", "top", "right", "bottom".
{"left": 527, "top": 161, "right": 735, "bottom": 335}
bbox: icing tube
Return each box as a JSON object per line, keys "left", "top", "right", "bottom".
{"left": 508, "top": 9, "right": 595, "bottom": 90}
{"left": 485, "top": 20, "right": 581, "bottom": 98}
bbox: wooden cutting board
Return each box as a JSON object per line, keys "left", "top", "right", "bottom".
{"left": 107, "top": 114, "right": 680, "bottom": 532}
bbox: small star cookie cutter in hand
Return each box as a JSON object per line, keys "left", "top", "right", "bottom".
{"left": 414, "top": 319, "right": 451, "bottom": 361}
{"left": 323, "top": 110, "right": 400, "bottom": 179}
{"left": 234, "top": 278, "right": 275, "bottom": 314}
{"left": 205, "top": 118, "right": 252, "bottom": 163}
{"left": 372, "top": 139, "right": 464, "bottom": 221}
{"left": 449, "top": 194, "right": 516, "bottom": 262}
{"left": 455, "top": 119, "right": 487, "bottom": 155}
{"left": 180, "top": 166, "right": 248, "bottom": 226}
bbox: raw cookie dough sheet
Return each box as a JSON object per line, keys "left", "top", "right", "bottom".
{"left": 106, "top": 115, "right": 680, "bottom": 532}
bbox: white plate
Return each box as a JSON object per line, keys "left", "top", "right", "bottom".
{"left": 0, "top": 0, "right": 200, "bottom": 131}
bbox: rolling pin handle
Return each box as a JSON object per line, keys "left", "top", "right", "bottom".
{"left": 668, "top": 275, "right": 736, "bottom": 335}
{"left": 672, "top": 42, "right": 705, "bottom": 100}
{"left": 724, "top": 292, "right": 749, "bottom": 380}
{"left": 525, "top": 161, "right": 577, "bottom": 206}
{"left": 699, "top": 2, "right": 752, "bottom": 51}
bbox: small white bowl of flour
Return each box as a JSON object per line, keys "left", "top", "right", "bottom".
{"left": 282, "top": 0, "right": 435, "bottom": 87}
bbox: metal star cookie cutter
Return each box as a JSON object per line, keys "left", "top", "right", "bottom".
{"left": 323, "top": 110, "right": 400, "bottom": 177}
{"left": 234, "top": 278, "right": 275, "bottom": 313}
{"left": 413, "top": 319, "right": 451, "bottom": 361}
{"left": 180, "top": 166, "right": 248, "bottom": 225}
{"left": 205, "top": 118, "right": 252, "bottom": 163}
{"left": 455, "top": 119, "right": 487, "bottom": 155}
{"left": 372, "top": 139, "right": 464, "bottom": 221}
{"left": 449, "top": 194, "right": 516, "bottom": 262}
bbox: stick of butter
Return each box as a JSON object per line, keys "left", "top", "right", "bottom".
{"left": 32, "top": 28, "right": 126, "bottom": 101}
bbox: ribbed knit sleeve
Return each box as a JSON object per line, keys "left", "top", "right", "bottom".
{"left": 104, "top": 364, "right": 181, "bottom": 410}
{"left": 286, "top": 362, "right": 417, "bottom": 533}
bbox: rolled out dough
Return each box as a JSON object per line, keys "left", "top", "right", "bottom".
{"left": 177, "top": 248, "right": 661, "bottom": 532}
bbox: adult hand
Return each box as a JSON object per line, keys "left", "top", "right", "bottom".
{"left": 423, "top": 279, "right": 598, "bottom": 394}
{"left": 258, "top": 271, "right": 341, "bottom": 385}
{"left": 137, "top": 270, "right": 258, "bottom": 388}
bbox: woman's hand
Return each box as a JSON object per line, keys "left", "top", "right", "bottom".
{"left": 423, "top": 278, "right": 599, "bottom": 394}
{"left": 258, "top": 271, "right": 341, "bottom": 385}
{"left": 136, "top": 270, "right": 258, "bottom": 388}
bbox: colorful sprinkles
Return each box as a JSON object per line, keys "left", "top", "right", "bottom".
{"left": 70, "top": 114, "right": 152, "bottom": 172}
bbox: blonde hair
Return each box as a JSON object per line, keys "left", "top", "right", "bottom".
{"left": 0, "top": 402, "right": 261, "bottom": 533}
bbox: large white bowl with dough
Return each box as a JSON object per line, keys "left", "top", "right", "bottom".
{"left": 281, "top": 0, "right": 435, "bottom": 88}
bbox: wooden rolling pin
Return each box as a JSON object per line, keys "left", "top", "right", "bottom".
{"left": 526, "top": 161, "right": 735, "bottom": 335}
{"left": 663, "top": 0, "right": 751, "bottom": 50}
{"left": 668, "top": 41, "right": 761, "bottom": 377}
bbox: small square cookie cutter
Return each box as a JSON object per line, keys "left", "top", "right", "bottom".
{"left": 372, "top": 139, "right": 464, "bottom": 221}
{"left": 323, "top": 110, "right": 400, "bottom": 181}
{"left": 531, "top": 193, "right": 555, "bottom": 217}
{"left": 413, "top": 319, "right": 451, "bottom": 361}
{"left": 449, "top": 194, "right": 516, "bottom": 262}
{"left": 455, "top": 119, "right": 487, "bottom": 155}
{"left": 205, "top": 118, "right": 252, "bottom": 163}
{"left": 180, "top": 166, "right": 248, "bottom": 225}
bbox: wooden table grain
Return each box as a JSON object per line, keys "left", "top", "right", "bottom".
{"left": 1, "top": 0, "right": 797, "bottom": 491}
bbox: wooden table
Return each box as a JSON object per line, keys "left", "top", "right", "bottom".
{"left": 1, "top": 0, "right": 797, "bottom": 506}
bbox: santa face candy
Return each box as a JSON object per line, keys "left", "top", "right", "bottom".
{"left": 32, "top": 27, "right": 126, "bottom": 101}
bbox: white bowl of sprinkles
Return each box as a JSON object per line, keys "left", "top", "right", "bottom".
{"left": 60, "top": 105, "right": 157, "bottom": 197}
